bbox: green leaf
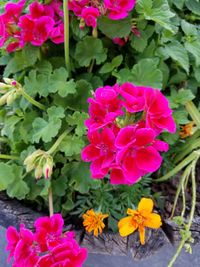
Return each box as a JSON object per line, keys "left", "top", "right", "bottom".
{"left": 75, "top": 37, "right": 107, "bottom": 67}
{"left": 66, "top": 79, "right": 92, "bottom": 111}
{"left": 173, "top": 109, "right": 190, "bottom": 124}
{"left": 185, "top": 39, "right": 200, "bottom": 67}
{"left": 52, "top": 176, "right": 68, "bottom": 197}
{"left": 99, "top": 55, "right": 123, "bottom": 74}
{"left": 24, "top": 66, "right": 75, "bottom": 98}
{"left": 66, "top": 111, "right": 88, "bottom": 136}
{"left": 163, "top": 41, "right": 189, "bottom": 73}
{"left": 0, "top": 163, "right": 15, "bottom": 190}
{"left": 47, "top": 106, "right": 65, "bottom": 120}
{"left": 7, "top": 180, "right": 29, "bottom": 200}
{"left": 68, "top": 162, "right": 101, "bottom": 194}
{"left": 173, "top": 0, "right": 185, "bottom": 9}
{"left": 131, "top": 58, "right": 163, "bottom": 88}
{"left": 98, "top": 16, "right": 132, "bottom": 38}
{"left": 131, "top": 25, "right": 154, "bottom": 53}
{"left": 1, "top": 116, "right": 22, "bottom": 140}
{"left": 4, "top": 45, "right": 40, "bottom": 76}
{"left": 31, "top": 106, "right": 65, "bottom": 143}
{"left": 181, "top": 20, "right": 197, "bottom": 36}
{"left": 59, "top": 135, "right": 85, "bottom": 157}
{"left": 116, "top": 58, "right": 163, "bottom": 89}
{"left": 136, "top": 0, "right": 175, "bottom": 32}
{"left": 185, "top": 0, "right": 200, "bottom": 16}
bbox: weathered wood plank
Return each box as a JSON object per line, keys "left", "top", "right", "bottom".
{"left": 0, "top": 191, "right": 44, "bottom": 229}
{"left": 128, "top": 228, "right": 170, "bottom": 260}
{"left": 81, "top": 231, "right": 128, "bottom": 256}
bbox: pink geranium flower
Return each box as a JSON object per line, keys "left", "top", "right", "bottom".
{"left": 37, "top": 241, "right": 88, "bottom": 267}
{"left": 68, "top": 0, "right": 90, "bottom": 17}
{"left": 104, "top": 0, "right": 136, "bottom": 20}
{"left": 115, "top": 126, "right": 168, "bottom": 184}
{"left": 85, "top": 85, "right": 123, "bottom": 132}
{"left": 50, "top": 23, "right": 64, "bottom": 44}
{"left": 82, "top": 128, "right": 116, "bottom": 178}
{"left": 7, "top": 224, "right": 39, "bottom": 266}
{"left": 144, "top": 88, "right": 176, "bottom": 134}
{"left": 6, "top": 214, "right": 88, "bottom": 267}
{"left": 120, "top": 82, "right": 146, "bottom": 112}
{"left": 81, "top": 7, "right": 100, "bottom": 28}
{"left": 19, "top": 15, "right": 55, "bottom": 46}
{"left": 0, "top": 0, "right": 25, "bottom": 49}
{"left": 34, "top": 213, "right": 64, "bottom": 252}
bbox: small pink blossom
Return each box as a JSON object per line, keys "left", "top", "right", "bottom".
{"left": 50, "top": 23, "right": 64, "bottom": 44}
{"left": 144, "top": 88, "right": 176, "bottom": 134}
{"left": 6, "top": 214, "right": 88, "bottom": 267}
{"left": 115, "top": 127, "right": 166, "bottom": 183}
{"left": 68, "top": 0, "right": 90, "bottom": 17}
{"left": 104, "top": 0, "right": 136, "bottom": 20}
{"left": 81, "top": 7, "right": 100, "bottom": 28}
{"left": 82, "top": 128, "right": 116, "bottom": 178}
{"left": 112, "top": 37, "right": 127, "bottom": 46}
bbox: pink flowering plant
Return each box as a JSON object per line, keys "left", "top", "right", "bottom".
{"left": 0, "top": 0, "right": 200, "bottom": 266}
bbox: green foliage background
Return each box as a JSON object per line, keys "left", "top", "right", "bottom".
{"left": 0, "top": 0, "right": 200, "bottom": 230}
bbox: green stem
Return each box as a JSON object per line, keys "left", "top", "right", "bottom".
{"left": 170, "top": 165, "right": 190, "bottom": 219}
{"left": 88, "top": 59, "right": 95, "bottom": 73}
{"left": 47, "top": 127, "right": 74, "bottom": 155}
{"left": 0, "top": 154, "right": 19, "bottom": 160}
{"left": 167, "top": 239, "right": 186, "bottom": 267}
{"left": 174, "top": 138, "right": 200, "bottom": 164}
{"left": 63, "top": 0, "right": 70, "bottom": 75}
{"left": 185, "top": 101, "right": 200, "bottom": 129}
{"left": 156, "top": 151, "right": 199, "bottom": 182}
{"left": 167, "top": 161, "right": 197, "bottom": 267}
{"left": 20, "top": 90, "right": 46, "bottom": 111}
{"left": 48, "top": 186, "right": 54, "bottom": 217}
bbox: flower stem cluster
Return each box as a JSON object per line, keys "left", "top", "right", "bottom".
{"left": 24, "top": 150, "right": 54, "bottom": 180}
{"left": 6, "top": 214, "right": 88, "bottom": 267}
{"left": 0, "top": 0, "right": 64, "bottom": 52}
{"left": 82, "top": 82, "right": 176, "bottom": 185}
{"left": 68, "top": 0, "right": 136, "bottom": 29}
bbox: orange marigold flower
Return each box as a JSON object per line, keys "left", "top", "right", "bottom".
{"left": 179, "top": 122, "right": 195, "bottom": 138}
{"left": 118, "top": 198, "right": 162, "bottom": 245}
{"left": 82, "top": 209, "right": 109, "bottom": 237}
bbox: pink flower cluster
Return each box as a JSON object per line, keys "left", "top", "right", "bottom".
{"left": 0, "top": 0, "right": 64, "bottom": 52}
{"left": 82, "top": 82, "right": 176, "bottom": 185}
{"left": 6, "top": 214, "right": 88, "bottom": 267}
{"left": 68, "top": 0, "right": 136, "bottom": 29}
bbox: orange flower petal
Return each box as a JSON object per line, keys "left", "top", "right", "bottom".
{"left": 144, "top": 213, "right": 162, "bottom": 229}
{"left": 138, "top": 198, "right": 153, "bottom": 213}
{"left": 118, "top": 216, "right": 137, "bottom": 237}
{"left": 139, "top": 226, "right": 145, "bottom": 245}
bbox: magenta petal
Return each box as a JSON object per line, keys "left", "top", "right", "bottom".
{"left": 136, "top": 147, "right": 162, "bottom": 172}
{"left": 123, "top": 157, "right": 144, "bottom": 183}
{"left": 90, "top": 158, "right": 108, "bottom": 178}
{"left": 153, "top": 140, "right": 169, "bottom": 152}
{"left": 115, "top": 126, "right": 136, "bottom": 148}
{"left": 153, "top": 116, "right": 176, "bottom": 133}
{"left": 110, "top": 167, "right": 127, "bottom": 184}
{"left": 101, "top": 128, "right": 115, "bottom": 149}
{"left": 135, "top": 128, "right": 155, "bottom": 146}
{"left": 81, "top": 145, "right": 100, "bottom": 162}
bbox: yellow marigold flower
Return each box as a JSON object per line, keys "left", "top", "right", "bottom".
{"left": 118, "top": 198, "right": 162, "bottom": 245}
{"left": 179, "top": 122, "right": 195, "bottom": 138}
{"left": 82, "top": 209, "right": 109, "bottom": 237}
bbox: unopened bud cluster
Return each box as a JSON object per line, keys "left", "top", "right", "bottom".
{"left": 0, "top": 78, "right": 22, "bottom": 106}
{"left": 24, "top": 150, "right": 54, "bottom": 179}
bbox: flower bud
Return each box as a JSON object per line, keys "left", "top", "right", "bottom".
{"left": 6, "top": 91, "right": 18, "bottom": 105}
{"left": 43, "top": 156, "right": 53, "bottom": 179}
{"left": 24, "top": 150, "right": 44, "bottom": 172}
{"left": 3, "top": 78, "right": 13, "bottom": 85}
{"left": 34, "top": 165, "right": 43, "bottom": 180}
{"left": 0, "top": 92, "right": 11, "bottom": 106}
